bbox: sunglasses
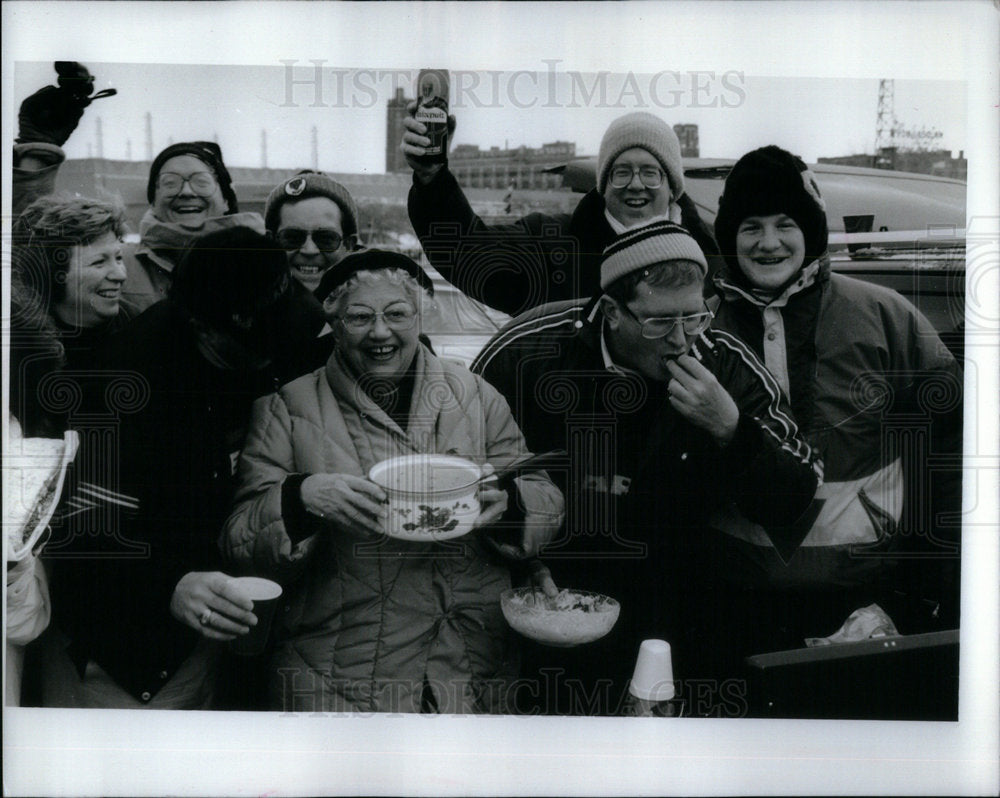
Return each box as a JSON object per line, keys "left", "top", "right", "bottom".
{"left": 275, "top": 227, "right": 344, "bottom": 252}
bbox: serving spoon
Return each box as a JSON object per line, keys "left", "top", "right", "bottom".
{"left": 483, "top": 450, "right": 568, "bottom": 488}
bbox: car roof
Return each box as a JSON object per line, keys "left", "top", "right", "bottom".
{"left": 548, "top": 157, "right": 967, "bottom": 234}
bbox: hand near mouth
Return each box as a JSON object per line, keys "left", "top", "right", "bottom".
{"left": 666, "top": 355, "right": 739, "bottom": 446}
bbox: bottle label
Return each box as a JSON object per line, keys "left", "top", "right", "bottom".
{"left": 416, "top": 69, "right": 449, "bottom": 161}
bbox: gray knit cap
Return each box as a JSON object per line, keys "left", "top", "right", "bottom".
{"left": 600, "top": 221, "right": 707, "bottom": 289}
{"left": 264, "top": 170, "right": 359, "bottom": 240}
{"left": 597, "top": 112, "right": 685, "bottom": 199}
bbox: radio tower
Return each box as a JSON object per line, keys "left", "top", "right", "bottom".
{"left": 874, "top": 79, "right": 895, "bottom": 169}
{"left": 261, "top": 129, "right": 268, "bottom": 168}
{"left": 126, "top": 138, "right": 132, "bottom": 160}
{"left": 311, "top": 125, "right": 319, "bottom": 170}
{"left": 96, "top": 117, "right": 105, "bottom": 159}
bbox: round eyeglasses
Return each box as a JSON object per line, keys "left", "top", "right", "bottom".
{"left": 276, "top": 228, "right": 344, "bottom": 253}
{"left": 619, "top": 302, "right": 714, "bottom": 339}
{"left": 609, "top": 165, "right": 664, "bottom": 189}
{"left": 339, "top": 306, "right": 418, "bottom": 334}
{"left": 156, "top": 171, "right": 218, "bottom": 197}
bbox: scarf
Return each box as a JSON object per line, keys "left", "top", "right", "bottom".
{"left": 135, "top": 209, "right": 266, "bottom": 274}
{"left": 604, "top": 203, "right": 681, "bottom": 234}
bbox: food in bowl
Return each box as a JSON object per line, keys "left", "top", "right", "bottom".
{"left": 368, "top": 454, "right": 482, "bottom": 541}
{"left": 500, "top": 587, "right": 620, "bottom": 647}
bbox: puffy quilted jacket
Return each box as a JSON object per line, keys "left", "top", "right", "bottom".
{"left": 710, "top": 257, "right": 963, "bottom": 593}
{"left": 223, "top": 345, "right": 564, "bottom": 713}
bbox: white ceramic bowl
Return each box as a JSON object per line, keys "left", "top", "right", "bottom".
{"left": 368, "top": 454, "right": 482, "bottom": 541}
{"left": 500, "top": 588, "right": 621, "bottom": 647}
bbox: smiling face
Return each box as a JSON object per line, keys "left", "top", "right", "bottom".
{"left": 328, "top": 276, "right": 421, "bottom": 384}
{"left": 602, "top": 147, "right": 672, "bottom": 226}
{"left": 277, "top": 197, "right": 348, "bottom": 292}
{"left": 151, "top": 154, "right": 229, "bottom": 228}
{"left": 735, "top": 213, "right": 806, "bottom": 291}
{"left": 52, "top": 231, "right": 127, "bottom": 328}
{"left": 602, "top": 278, "right": 705, "bottom": 383}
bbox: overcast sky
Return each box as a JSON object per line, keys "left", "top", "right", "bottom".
{"left": 10, "top": 61, "right": 968, "bottom": 173}
{"left": 3, "top": 1, "right": 975, "bottom": 173}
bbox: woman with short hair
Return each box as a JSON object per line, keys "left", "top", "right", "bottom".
{"left": 11, "top": 194, "right": 132, "bottom": 435}
{"left": 223, "top": 249, "right": 564, "bottom": 714}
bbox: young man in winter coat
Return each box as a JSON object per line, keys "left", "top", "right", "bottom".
{"left": 403, "top": 111, "right": 718, "bottom": 317}
{"left": 707, "top": 146, "right": 963, "bottom": 654}
{"left": 471, "top": 222, "right": 820, "bottom": 715}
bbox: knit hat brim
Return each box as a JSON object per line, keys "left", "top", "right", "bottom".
{"left": 264, "top": 170, "right": 359, "bottom": 240}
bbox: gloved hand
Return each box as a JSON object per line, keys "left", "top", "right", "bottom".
{"left": 17, "top": 84, "right": 91, "bottom": 146}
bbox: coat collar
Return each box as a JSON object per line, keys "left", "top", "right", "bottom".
{"left": 324, "top": 344, "right": 448, "bottom": 449}
{"left": 713, "top": 253, "right": 831, "bottom": 309}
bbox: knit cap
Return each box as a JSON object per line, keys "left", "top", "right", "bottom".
{"left": 170, "top": 226, "right": 291, "bottom": 332}
{"left": 600, "top": 221, "right": 708, "bottom": 289}
{"left": 147, "top": 141, "right": 238, "bottom": 213}
{"left": 597, "top": 112, "right": 685, "bottom": 199}
{"left": 314, "top": 249, "right": 434, "bottom": 303}
{"left": 714, "top": 145, "right": 828, "bottom": 274}
{"left": 264, "top": 170, "right": 359, "bottom": 242}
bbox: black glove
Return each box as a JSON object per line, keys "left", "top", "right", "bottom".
{"left": 16, "top": 84, "right": 91, "bottom": 146}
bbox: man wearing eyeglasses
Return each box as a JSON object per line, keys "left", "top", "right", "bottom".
{"left": 264, "top": 170, "right": 360, "bottom": 294}
{"left": 472, "top": 222, "right": 820, "bottom": 715}
{"left": 403, "top": 111, "right": 718, "bottom": 317}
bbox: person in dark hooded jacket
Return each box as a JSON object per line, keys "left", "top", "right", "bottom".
{"left": 707, "top": 146, "right": 963, "bottom": 660}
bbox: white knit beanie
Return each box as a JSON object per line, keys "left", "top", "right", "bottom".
{"left": 600, "top": 221, "right": 707, "bottom": 289}
{"left": 597, "top": 112, "right": 685, "bottom": 199}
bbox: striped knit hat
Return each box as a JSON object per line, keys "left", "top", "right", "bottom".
{"left": 600, "top": 221, "right": 708, "bottom": 289}
{"left": 597, "top": 112, "right": 685, "bottom": 199}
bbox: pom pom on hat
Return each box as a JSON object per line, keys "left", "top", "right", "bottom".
{"left": 714, "top": 145, "right": 828, "bottom": 274}
{"left": 264, "top": 170, "right": 359, "bottom": 242}
{"left": 597, "top": 112, "right": 685, "bottom": 199}
{"left": 147, "top": 141, "right": 238, "bottom": 214}
{"left": 600, "top": 221, "right": 708, "bottom": 290}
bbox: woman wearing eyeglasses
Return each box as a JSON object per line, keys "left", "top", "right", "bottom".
{"left": 122, "top": 141, "right": 267, "bottom": 311}
{"left": 222, "top": 249, "right": 564, "bottom": 714}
